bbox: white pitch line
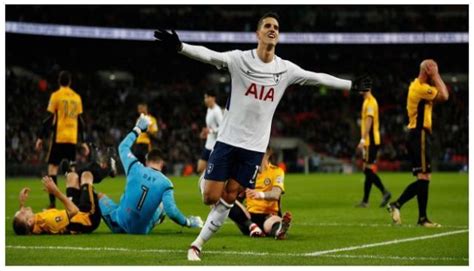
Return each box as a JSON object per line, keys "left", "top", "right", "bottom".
{"left": 305, "top": 229, "right": 468, "bottom": 256}
{"left": 6, "top": 235, "right": 469, "bottom": 263}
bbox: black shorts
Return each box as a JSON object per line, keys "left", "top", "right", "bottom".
{"left": 133, "top": 143, "right": 149, "bottom": 164}
{"left": 200, "top": 148, "right": 212, "bottom": 161}
{"left": 408, "top": 129, "right": 432, "bottom": 176}
{"left": 76, "top": 162, "right": 109, "bottom": 184}
{"left": 204, "top": 141, "right": 264, "bottom": 188}
{"left": 47, "top": 143, "right": 76, "bottom": 165}
{"left": 363, "top": 144, "right": 379, "bottom": 164}
{"left": 249, "top": 213, "right": 270, "bottom": 230}
{"left": 66, "top": 184, "right": 101, "bottom": 233}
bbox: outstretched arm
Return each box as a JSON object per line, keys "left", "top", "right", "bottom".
{"left": 290, "top": 64, "right": 372, "bottom": 92}
{"left": 154, "top": 28, "right": 230, "bottom": 69}
{"left": 162, "top": 188, "right": 203, "bottom": 228}
{"left": 179, "top": 43, "right": 229, "bottom": 69}
{"left": 292, "top": 68, "right": 352, "bottom": 90}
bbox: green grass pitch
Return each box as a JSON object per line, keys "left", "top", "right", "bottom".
{"left": 5, "top": 172, "right": 468, "bottom": 265}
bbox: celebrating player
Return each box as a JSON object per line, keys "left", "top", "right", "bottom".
{"left": 133, "top": 102, "right": 159, "bottom": 164}
{"left": 228, "top": 147, "right": 291, "bottom": 239}
{"left": 98, "top": 114, "right": 203, "bottom": 234}
{"left": 355, "top": 88, "right": 391, "bottom": 208}
{"left": 35, "top": 71, "right": 90, "bottom": 208}
{"left": 387, "top": 59, "right": 449, "bottom": 227}
{"left": 197, "top": 89, "right": 223, "bottom": 193}
{"left": 13, "top": 173, "right": 101, "bottom": 235}
{"left": 154, "top": 12, "right": 372, "bottom": 260}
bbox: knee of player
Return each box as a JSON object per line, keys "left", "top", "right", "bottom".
{"left": 202, "top": 193, "right": 219, "bottom": 205}
{"left": 66, "top": 172, "right": 80, "bottom": 189}
{"left": 263, "top": 215, "right": 282, "bottom": 234}
{"left": 80, "top": 171, "right": 94, "bottom": 185}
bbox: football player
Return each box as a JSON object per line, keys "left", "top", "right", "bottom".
{"left": 13, "top": 172, "right": 101, "bottom": 235}
{"left": 155, "top": 12, "right": 371, "bottom": 260}
{"left": 98, "top": 114, "right": 203, "bottom": 234}
{"left": 388, "top": 59, "right": 449, "bottom": 227}
{"left": 228, "top": 147, "right": 291, "bottom": 240}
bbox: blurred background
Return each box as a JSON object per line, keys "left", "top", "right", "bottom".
{"left": 5, "top": 5, "right": 468, "bottom": 176}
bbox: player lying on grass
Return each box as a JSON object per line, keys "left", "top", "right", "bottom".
{"left": 155, "top": 12, "right": 371, "bottom": 261}
{"left": 13, "top": 172, "right": 101, "bottom": 235}
{"left": 228, "top": 147, "right": 291, "bottom": 239}
{"left": 98, "top": 114, "right": 203, "bottom": 234}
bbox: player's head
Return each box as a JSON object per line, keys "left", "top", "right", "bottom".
{"left": 261, "top": 146, "right": 274, "bottom": 168}
{"left": 359, "top": 88, "right": 372, "bottom": 96}
{"left": 204, "top": 89, "right": 217, "bottom": 108}
{"left": 137, "top": 102, "right": 148, "bottom": 114}
{"left": 12, "top": 207, "right": 34, "bottom": 235}
{"left": 146, "top": 149, "right": 165, "bottom": 170}
{"left": 58, "top": 70, "right": 72, "bottom": 87}
{"left": 256, "top": 12, "right": 280, "bottom": 47}
{"left": 419, "top": 59, "right": 438, "bottom": 82}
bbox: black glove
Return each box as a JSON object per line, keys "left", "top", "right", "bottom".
{"left": 154, "top": 28, "right": 182, "bottom": 52}
{"left": 351, "top": 75, "right": 372, "bottom": 92}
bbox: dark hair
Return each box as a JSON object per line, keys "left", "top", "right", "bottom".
{"left": 58, "top": 70, "right": 72, "bottom": 87}
{"left": 146, "top": 149, "right": 164, "bottom": 163}
{"left": 205, "top": 89, "right": 217, "bottom": 98}
{"left": 257, "top": 12, "right": 280, "bottom": 30}
{"left": 138, "top": 102, "right": 148, "bottom": 107}
{"left": 266, "top": 146, "right": 275, "bottom": 163}
{"left": 13, "top": 216, "right": 30, "bottom": 235}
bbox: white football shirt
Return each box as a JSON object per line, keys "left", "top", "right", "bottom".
{"left": 181, "top": 43, "right": 352, "bottom": 152}
{"left": 205, "top": 104, "right": 223, "bottom": 150}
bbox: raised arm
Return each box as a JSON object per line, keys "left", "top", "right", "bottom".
{"left": 42, "top": 176, "right": 79, "bottom": 218}
{"left": 432, "top": 74, "right": 449, "bottom": 103}
{"left": 154, "top": 28, "right": 229, "bottom": 69}
{"left": 18, "top": 187, "right": 31, "bottom": 209}
{"left": 119, "top": 114, "right": 151, "bottom": 175}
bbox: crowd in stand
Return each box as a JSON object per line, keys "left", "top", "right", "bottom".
{"left": 6, "top": 5, "right": 468, "bottom": 173}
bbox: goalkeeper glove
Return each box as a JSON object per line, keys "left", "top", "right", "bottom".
{"left": 351, "top": 75, "right": 372, "bottom": 92}
{"left": 133, "top": 113, "right": 151, "bottom": 135}
{"left": 186, "top": 216, "right": 203, "bottom": 228}
{"left": 154, "top": 28, "right": 182, "bottom": 52}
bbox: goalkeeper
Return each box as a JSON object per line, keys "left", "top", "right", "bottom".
{"left": 99, "top": 114, "right": 203, "bottom": 234}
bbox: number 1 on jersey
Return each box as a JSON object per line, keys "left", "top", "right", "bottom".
{"left": 136, "top": 185, "right": 149, "bottom": 211}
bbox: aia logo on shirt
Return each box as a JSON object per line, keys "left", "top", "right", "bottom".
{"left": 245, "top": 83, "right": 274, "bottom": 102}
{"left": 55, "top": 216, "right": 62, "bottom": 222}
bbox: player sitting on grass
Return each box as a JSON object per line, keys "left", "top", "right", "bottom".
{"left": 13, "top": 172, "right": 101, "bottom": 235}
{"left": 98, "top": 114, "right": 203, "bottom": 234}
{"left": 228, "top": 147, "right": 291, "bottom": 239}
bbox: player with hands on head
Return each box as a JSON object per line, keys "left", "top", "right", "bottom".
{"left": 387, "top": 59, "right": 449, "bottom": 227}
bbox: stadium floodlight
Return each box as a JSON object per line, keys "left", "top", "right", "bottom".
{"left": 6, "top": 21, "right": 468, "bottom": 44}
